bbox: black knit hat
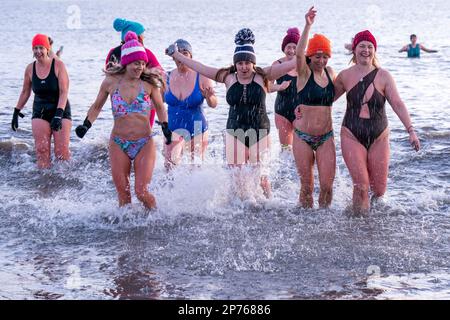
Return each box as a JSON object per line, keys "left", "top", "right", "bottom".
{"left": 233, "top": 28, "right": 256, "bottom": 64}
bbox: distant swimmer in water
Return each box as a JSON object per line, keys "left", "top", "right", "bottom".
{"left": 399, "top": 34, "right": 438, "bottom": 58}
{"left": 12, "top": 34, "right": 72, "bottom": 169}
{"left": 166, "top": 28, "right": 296, "bottom": 198}
{"left": 334, "top": 30, "right": 420, "bottom": 216}
{"left": 269, "top": 27, "right": 300, "bottom": 150}
{"left": 106, "top": 18, "right": 165, "bottom": 129}
{"left": 164, "top": 39, "right": 217, "bottom": 168}
{"left": 75, "top": 32, "right": 172, "bottom": 210}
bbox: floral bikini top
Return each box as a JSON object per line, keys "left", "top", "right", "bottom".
{"left": 111, "top": 80, "right": 152, "bottom": 119}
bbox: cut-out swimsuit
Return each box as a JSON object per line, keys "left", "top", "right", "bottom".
{"left": 342, "top": 68, "right": 387, "bottom": 150}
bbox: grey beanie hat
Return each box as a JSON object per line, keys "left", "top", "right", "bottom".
{"left": 175, "top": 39, "right": 193, "bottom": 56}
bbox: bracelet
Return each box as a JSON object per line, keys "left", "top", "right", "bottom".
{"left": 407, "top": 125, "right": 414, "bottom": 133}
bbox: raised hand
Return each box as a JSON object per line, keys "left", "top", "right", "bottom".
{"left": 165, "top": 43, "right": 179, "bottom": 57}
{"left": 200, "top": 85, "right": 215, "bottom": 99}
{"left": 278, "top": 80, "right": 291, "bottom": 91}
{"left": 305, "top": 6, "right": 317, "bottom": 26}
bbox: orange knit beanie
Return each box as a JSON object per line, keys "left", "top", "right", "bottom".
{"left": 306, "top": 34, "right": 331, "bottom": 57}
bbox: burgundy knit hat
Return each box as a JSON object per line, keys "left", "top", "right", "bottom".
{"left": 281, "top": 27, "right": 300, "bottom": 52}
{"left": 352, "top": 30, "right": 377, "bottom": 51}
{"left": 120, "top": 31, "right": 148, "bottom": 66}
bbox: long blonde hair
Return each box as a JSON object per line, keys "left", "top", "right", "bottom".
{"left": 349, "top": 52, "right": 380, "bottom": 68}
{"left": 215, "top": 65, "right": 269, "bottom": 91}
{"left": 104, "top": 61, "right": 166, "bottom": 92}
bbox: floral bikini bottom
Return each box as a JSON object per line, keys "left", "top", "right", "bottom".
{"left": 294, "top": 129, "right": 334, "bottom": 151}
{"left": 112, "top": 132, "right": 157, "bottom": 160}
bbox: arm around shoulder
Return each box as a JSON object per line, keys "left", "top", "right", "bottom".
{"left": 333, "top": 69, "right": 346, "bottom": 102}
{"left": 170, "top": 51, "right": 221, "bottom": 82}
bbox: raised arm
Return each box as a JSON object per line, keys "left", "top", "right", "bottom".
{"left": 383, "top": 69, "right": 420, "bottom": 151}
{"left": 263, "top": 58, "right": 296, "bottom": 81}
{"left": 296, "top": 6, "right": 316, "bottom": 78}
{"left": 419, "top": 44, "right": 438, "bottom": 53}
{"left": 167, "top": 46, "right": 222, "bottom": 82}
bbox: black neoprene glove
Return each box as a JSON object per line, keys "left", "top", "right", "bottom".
{"left": 50, "top": 108, "right": 64, "bottom": 131}
{"left": 11, "top": 108, "right": 25, "bottom": 131}
{"left": 161, "top": 121, "right": 172, "bottom": 145}
{"left": 75, "top": 117, "right": 92, "bottom": 138}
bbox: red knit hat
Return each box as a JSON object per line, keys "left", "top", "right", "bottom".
{"left": 281, "top": 27, "right": 300, "bottom": 52}
{"left": 306, "top": 34, "right": 332, "bottom": 57}
{"left": 32, "top": 34, "right": 50, "bottom": 50}
{"left": 352, "top": 30, "right": 377, "bottom": 51}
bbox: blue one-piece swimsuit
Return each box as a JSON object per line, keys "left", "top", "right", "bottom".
{"left": 165, "top": 72, "right": 208, "bottom": 140}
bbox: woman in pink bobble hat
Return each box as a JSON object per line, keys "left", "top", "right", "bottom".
{"left": 106, "top": 18, "right": 166, "bottom": 131}
{"left": 75, "top": 31, "right": 172, "bottom": 210}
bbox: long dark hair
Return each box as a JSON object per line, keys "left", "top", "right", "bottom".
{"left": 215, "top": 65, "right": 269, "bottom": 91}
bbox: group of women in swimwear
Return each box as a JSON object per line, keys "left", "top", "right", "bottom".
{"left": 11, "top": 7, "right": 420, "bottom": 216}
